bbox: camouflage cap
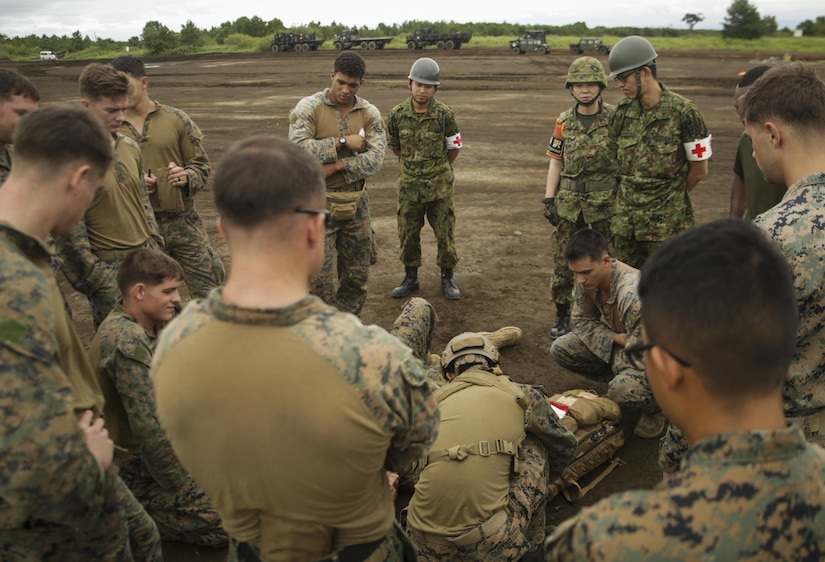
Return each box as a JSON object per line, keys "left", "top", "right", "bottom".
{"left": 566, "top": 56, "right": 608, "bottom": 88}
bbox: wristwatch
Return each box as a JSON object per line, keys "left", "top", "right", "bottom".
{"left": 339, "top": 135, "right": 347, "bottom": 148}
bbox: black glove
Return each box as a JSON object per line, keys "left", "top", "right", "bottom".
{"left": 543, "top": 197, "right": 559, "bottom": 226}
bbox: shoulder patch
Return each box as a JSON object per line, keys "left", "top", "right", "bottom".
{"left": 0, "top": 316, "right": 28, "bottom": 346}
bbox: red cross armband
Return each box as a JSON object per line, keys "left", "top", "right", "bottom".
{"left": 684, "top": 134, "right": 712, "bottom": 162}
{"left": 446, "top": 132, "right": 462, "bottom": 150}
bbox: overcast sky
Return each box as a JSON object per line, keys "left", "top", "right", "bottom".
{"left": 2, "top": 0, "right": 821, "bottom": 41}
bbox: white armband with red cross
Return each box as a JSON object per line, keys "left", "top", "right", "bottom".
{"left": 446, "top": 132, "right": 462, "bottom": 150}
{"left": 684, "top": 134, "right": 712, "bottom": 161}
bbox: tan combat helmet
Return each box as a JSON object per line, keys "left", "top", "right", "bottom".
{"left": 441, "top": 332, "right": 500, "bottom": 376}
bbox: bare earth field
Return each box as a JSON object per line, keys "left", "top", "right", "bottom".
{"left": 10, "top": 47, "right": 825, "bottom": 560}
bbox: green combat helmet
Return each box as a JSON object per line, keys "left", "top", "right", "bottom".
{"left": 441, "top": 332, "right": 500, "bottom": 376}
{"left": 565, "top": 56, "right": 608, "bottom": 89}
{"left": 607, "top": 35, "right": 657, "bottom": 78}
{"left": 409, "top": 57, "right": 440, "bottom": 85}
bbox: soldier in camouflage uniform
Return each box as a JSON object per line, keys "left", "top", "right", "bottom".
{"left": 388, "top": 57, "right": 462, "bottom": 301}
{"left": 543, "top": 57, "right": 617, "bottom": 339}
{"left": 545, "top": 219, "right": 825, "bottom": 561}
{"left": 0, "top": 105, "right": 163, "bottom": 561}
{"left": 659, "top": 63, "right": 825, "bottom": 474}
{"left": 607, "top": 36, "right": 711, "bottom": 268}
{"left": 152, "top": 136, "right": 436, "bottom": 562}
{"left": 406, "top": 332, "right": 576, "bottom": 561}
{"left": 288, "top": 52, "right": 386, "bottom": 316}
{"left": 111, "top": 56, "right": 226, "bottom": 300}
{"left": 55, "top": 63, "right": 163, "bottom": 328}
{"left": 90, "top": 248, "right": 227, "bottom": 547}
{"left": 550, "top": 229, "right": 664, "bottom": 439}
{"left": 0, "top": 69, "right": 39, "bottom": 186}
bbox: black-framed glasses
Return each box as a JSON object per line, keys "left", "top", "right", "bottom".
{"left": 294, "top": 207, "right": 330, "bottom": 228}
{"left": 613, "top": 70, "right": 635, "bottom": 84}
{"left": 625, "top": 341, "right": 691, "bottom": 368}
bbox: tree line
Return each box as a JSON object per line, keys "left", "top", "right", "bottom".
{"left": 2, "top": 0, "right": 823, "bottom": 59}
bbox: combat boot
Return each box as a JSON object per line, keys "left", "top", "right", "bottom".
{"left": 550, "top": 303, "right": 570, "bottom": 339}
{"left": 478, "top": 326, "right": 523, "bottom": 349}
{"left": 391, "top": 267, "right": 419, "bottom": 298}
{"left": 441, "top": 269, "right": 461, "bottom": 300}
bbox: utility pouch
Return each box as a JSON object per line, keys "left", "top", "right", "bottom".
{"left": 326, "top": 190, "right": 364, "bottom": 222}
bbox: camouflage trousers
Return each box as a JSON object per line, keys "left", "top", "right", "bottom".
{"left": 550, "top": 215, "right": 611, "bottom": 305}
{"left": 119, "top": 455, "right": 227, "bottom": 548}
{"left": 660, "top": 410, "right": 825, "bottom": 474}
{"left": 226, "top": 520, "right": 414, "bottom": 562}
{"left": 88, "top": 237, "right": 164, "bottom": 329}
{"left": 158, "top": 207, "right": 226, "bottom": 300}
{"left": 609, "top": 233, "right": 666, "bottom": 270}
{"left": 407, "top": 435, "right": 549, "bottom": 561}
{"left": 311, "top": 191, "right": 372, "bottom": 316}
{"left": 551, "top": 333, "right": 655, "bottom": 411}
{"left": 0, "top": 467, "right": 148, "bottom": 561}
{"left": 397, "top": 196, "right": 458, "bottom": 270}
{"left": 116, "top": 472, "right": 164, "bottom": 562}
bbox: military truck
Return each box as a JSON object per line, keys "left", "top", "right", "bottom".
{"left": 406, "top": 28, "right": 472, "bottom": 50}
{"left": 270, "top": 32, "right": 325, "bottom": 53}
{"left": 333, "top": 28, "right": 394, "bottom": 50}
{"left": 509, "top": 30, "right": 551, "bottom": 55}
{"left": 569, "top": 38, "right": 611, "bottom": 55}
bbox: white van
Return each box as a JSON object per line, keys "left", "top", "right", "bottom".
{"left": 40, "top": 51, "right": 58, "bottom": 60}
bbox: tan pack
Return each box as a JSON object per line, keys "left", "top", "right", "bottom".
{"left": 326, "top": 190, "right": 364, "bottom": 221}
{"left": 547, "top": 390, "right": 625, "bottom": 502}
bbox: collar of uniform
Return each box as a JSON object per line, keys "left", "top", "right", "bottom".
{"left": 206, "top": 290, "right": 331, "bottom": 327}
{"left": 322, "top": 87, "right": 367, "bottom": 111}
{"left": 681, "top": 425, "right": 807, "bottom": 470}
{"left": 0, "top": 221, "right": 53, "bottom": 259}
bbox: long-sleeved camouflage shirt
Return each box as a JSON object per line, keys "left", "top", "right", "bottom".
{"left": 288, "top": 88, "right": 386, "bottom": 188}
{"left": 89, "top": 304, "right": 188, "bottom": 490}
{"left": 570, "top": 259, "right": 642, "bottom": 363}
{"left": 545, "top": 426, "right": 825, "bottom": 561}
{"left": 753, "top": 172, "right": 825, "bottom": 417}
{"left": 610, "top": 84, "right": 710, "bottom": 241}
{"left": 119, "top": 101, "right": 211, "bottom": 212}
{"left": 0, "top": 224, "right": 128, "bottom": 558}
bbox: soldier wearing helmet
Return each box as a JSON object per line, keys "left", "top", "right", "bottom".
{"left": 543, "top": 56, "right": 618, "bottom": 340}
{"left": 607, "top": 35, "right": 712, "bottom": 268}
{"left": 388, "top": 57, "right": 463, "bottom": 301}
{"left": 406, "top": 331, "right": 576, "bottom": 561}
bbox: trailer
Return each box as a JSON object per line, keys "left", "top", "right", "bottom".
{"left": 333, "top": 28, "right": 394, "bottom": 50}
{"left": 405, "top": 28, "right": 472, "bottom": 50}
{"left": 270, "top": 32, "right": 325, "bottom": 53}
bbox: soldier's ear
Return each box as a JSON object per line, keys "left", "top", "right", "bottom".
{"left": 649, "top": 346, "right": 684, "bottom": 391}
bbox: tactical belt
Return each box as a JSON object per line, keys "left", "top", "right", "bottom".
{"left": 418, "top": 508, "right": 508, "bottom": 547}
{"left": 421, "top": 439, "right": 518, "bottom": 467}
{"left": 787, "top": 408, "right": 825, "bottom": 438}
{"left": 155, "top": 198, "right": 194, "bottom": 219}
{"left": 328, "top": 179, "right": 366, "bottom": 193}
{"left": 233, "top": 537, "right": 383, "bottom": 562}
{"left": 561, "top": 178, "right": 615, "bottom": 193}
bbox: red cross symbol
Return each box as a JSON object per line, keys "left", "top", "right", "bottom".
{"left": 691, "top": 142, "right": 707, "bottom": 158}
{"left": 452, "top": 136, "right": 462, "bottom": 148}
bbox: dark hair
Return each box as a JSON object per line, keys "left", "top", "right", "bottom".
{"left": 334, "top": 52, "right": 366, "bottom": 79}
{"left": 639, "top": 219, "right": 797, "bottom": 400}
{"left": 737, "top": 65, "right": 772, "bottom": 88}
{"left": 213, "top": 136, "right": 325, "bottom": 228}
{"left": 564, "top": 228, "right": 609, "bottom": 262}
{"left": 117, "top": 248, "right": 184, "bottom": 295}
{"left": 0, "top": 68, "right": 40, "bottom": 102}
{"left": 79, "top": 63, "right": 130, "bottom": 100}
{"left": 741, "top": 62, "right": 825, "bottom": 132}
{"left": 13, "top": 104, "right": 114, "bottom": 176}
{"left": 110, "top": 55, "right": 147, "bottom": 78}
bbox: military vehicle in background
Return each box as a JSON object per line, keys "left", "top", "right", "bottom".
{"left": 406, "top": 28, "right": 472, "bottom": 50}
{"left": 270, "top": 32, "right": 325, "bottom": 53}
{"left": 569, "top": 38, "right": 611, "bottom": 54}
{"left": 333, "top": 28, "right": 394, "bottom": 50}
{"left": 509, "top": 30, "right": 551, "bottom": 55}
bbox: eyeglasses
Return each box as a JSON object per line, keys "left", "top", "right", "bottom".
{"left": 625, "top": 341, "right": 691, "bottom": 369}
{"left": 294, "top": 207, "right": 330, "bottom": 228}
{"left": 613, "top": 70, "right": 635, "bottom": 85}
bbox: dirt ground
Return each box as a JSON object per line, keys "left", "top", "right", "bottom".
{"left": 10, "top": 47, "right": 825, "bottom": 560}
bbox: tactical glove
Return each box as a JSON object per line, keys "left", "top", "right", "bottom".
{"left": 543, "top": 197, "right": 559, "bottom": 226}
